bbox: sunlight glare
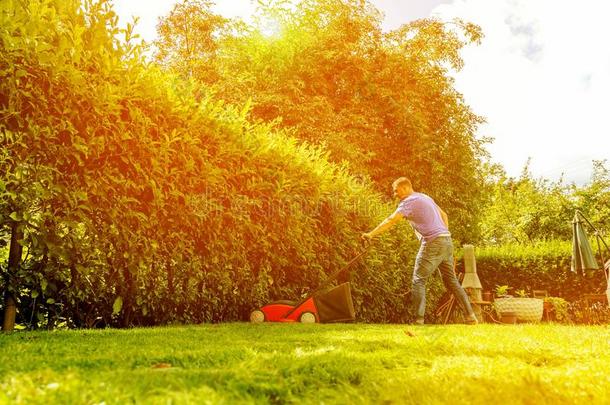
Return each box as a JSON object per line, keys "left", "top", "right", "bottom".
{"left": 260, "top": 18, "right": 282, "bottom": 37}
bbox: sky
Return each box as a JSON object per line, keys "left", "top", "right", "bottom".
{"left": 112, "top": 0, "right": 610, "bottom": 185}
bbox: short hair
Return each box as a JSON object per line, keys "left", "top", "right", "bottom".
{"left": 392, "top": 177, "right": 412, "bottom": 189}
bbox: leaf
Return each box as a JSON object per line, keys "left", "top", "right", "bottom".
{"left": 46, "top": 298, "right": 55, "bottom": 304}
{"left": 112, "top": 296, "right": 123, "bottom": 316}
{"left": 240, "top": 98, "right": 252, "bottom": 120}
{"left": 9, "top": 212, "right": 20, "bottom": 221}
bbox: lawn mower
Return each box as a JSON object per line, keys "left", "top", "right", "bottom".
{"left": 249, "top": 247, "right": 369, "bottom": 323}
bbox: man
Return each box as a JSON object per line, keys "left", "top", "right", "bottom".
{"left": 362, "top": 177, "right": 477, "bottom": 325}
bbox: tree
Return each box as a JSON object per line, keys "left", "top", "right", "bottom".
{"left": 571, "top": 160, "right": 610, "bottom": 231}
{"left": 155, "top": 0, "right": 488, "bottom": 243}
{"left": 479, "top": 160, "right": 610, "bottom": 245}
{"left": 154, "top": 0, "right": 229, "bottom": 81}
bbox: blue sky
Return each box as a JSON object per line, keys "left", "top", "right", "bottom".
{"left": 112, "top": 0, "right": 610, "bottom": 184}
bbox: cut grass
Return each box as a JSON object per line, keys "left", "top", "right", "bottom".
{"left": 1, "top": 323, "right": 609, "bottom": 404}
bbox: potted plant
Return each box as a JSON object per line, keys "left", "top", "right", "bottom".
{"left": 494, "top": 286, "right": 544, "bottom": 323}
{"left": 494, "top": 285, "right": 515, "bottom": 323}
{"left": 544, "top": 297, "right": 569, "bottom": 322}
{"left": 515, "top": 289, "right": 528, "bottom": 298}
{"left": 499, "top": 311, "right": 518, "bottom": 324}
{"left": 494, "top": 285, "right": 511, "bottom": 298}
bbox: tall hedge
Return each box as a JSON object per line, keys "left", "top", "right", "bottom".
{"left": 0, "top": 0, "right": 433, "bottom": 328}
{"left": 159, "top": 0, "right": 489, "bottom": 244}
{"left": 456, "top": 241, "right": 607, "bottom": 300}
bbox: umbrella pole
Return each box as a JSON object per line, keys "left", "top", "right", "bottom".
{"left": 594, "top": 233, "right": 608, "bottom": 281}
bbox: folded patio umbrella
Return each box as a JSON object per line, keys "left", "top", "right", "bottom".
{"left": 571, "top": 211, "right": 600, "bottom": 276}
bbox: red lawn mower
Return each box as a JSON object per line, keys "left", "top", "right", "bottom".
{"left": 249, "top": 247, "right": 369, "bottom": 324}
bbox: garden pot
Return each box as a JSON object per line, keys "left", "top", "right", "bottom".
{"left": 499, "top": 311, "right": 517, "bottom": 324}
{"left": 542, "top": 301, "right": 553, "bottom": 321}
{"left": 482, "top": 291, "right": 493, "bottom": 302}
{"left": 494, "top": 297, "right": 544, "bottom": 322}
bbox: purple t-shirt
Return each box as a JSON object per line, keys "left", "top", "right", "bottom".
{"left": 394, "top": 192, "right": 450, "bottom": 242}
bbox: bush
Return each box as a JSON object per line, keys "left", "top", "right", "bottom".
{"left": 456, "top": 241, "right": 607, "bottom": 301}
{"left": 568, "top": 300, "right": 610, "bottom": 325}
{"left": 544, "top": 297, "right": 569, "bottom": 323}
{"left": 0, "top": 0, "right": 434, "bottom": 327}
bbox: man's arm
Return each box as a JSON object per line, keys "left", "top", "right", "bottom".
{"left": 362, "top": 211, "right": 404, "bottom": 240}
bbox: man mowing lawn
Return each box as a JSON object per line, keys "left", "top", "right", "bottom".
{"left": 362, "top": 177, "right": 478, "bottom": 325}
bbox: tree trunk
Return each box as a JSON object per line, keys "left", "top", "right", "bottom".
{"left": 2, "top": 222, "right": 23, "bottom": 332}
{"left": 121, "top": 264, "right": 134, "bottom": 328}
{"left": 2, "top": 294, "right": 17, "bottom": 332}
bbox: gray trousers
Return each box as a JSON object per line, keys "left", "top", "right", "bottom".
{"left": 411, "top": 236, "right": 475, "bottom": 319}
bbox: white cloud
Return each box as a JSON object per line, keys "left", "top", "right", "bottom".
{"left": 432, "top": 0, "right": 610, "bottom": 183}
{"left": 212, "top": 1, "right": 257, "bottom": 22}
{"left": 372, "top": 0, "right": 452, "bottom": 29}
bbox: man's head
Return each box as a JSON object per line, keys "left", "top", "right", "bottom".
{"left": 392, "top": 177, "right": 413, "bottom": 200}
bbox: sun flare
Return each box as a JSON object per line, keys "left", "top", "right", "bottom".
{"left": 260, "top": 17, "right": 282, "bottom": 37}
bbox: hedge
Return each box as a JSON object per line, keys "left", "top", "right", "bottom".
{"left": 456, "top": 241, "right": 608, "bottom": 301}
{"left": 0, "top": 0, "right": 434, "bottom": 328}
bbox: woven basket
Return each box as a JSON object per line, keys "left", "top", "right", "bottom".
{"left": 494, "top": 298, "right": 544, "bottom": 322}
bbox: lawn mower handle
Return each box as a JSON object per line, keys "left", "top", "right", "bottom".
{"left": 308, "top": 244, "right": 371, "bottom": 296}
{"left": 283, "top": 243, "right": 371, "bottom": 320}
{"left": 326, "top": 236, "right": 375, "bottom": 282}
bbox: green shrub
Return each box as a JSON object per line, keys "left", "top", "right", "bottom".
{"left": 568, "top": 300, "right": 610, "bottom": 324}
{"left": 0, "top": 0, "right": 433, "bottom": 327}
{"left": 456, "top": 241, "right": 607, "bottom": 301}
{"left": 544, "top": 296, "right": 569, "bottom": 323}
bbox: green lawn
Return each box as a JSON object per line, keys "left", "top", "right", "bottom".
{"left": 1, "top": 323, "right": 609, "bottom": 404}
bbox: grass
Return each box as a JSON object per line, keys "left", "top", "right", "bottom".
{"left": 1, "top": 323, "right": 609, "bottom": 404}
